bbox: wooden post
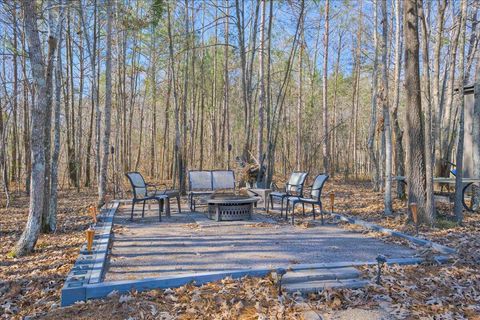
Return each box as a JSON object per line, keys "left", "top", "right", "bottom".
{"left": 410, "top": 202, "right": 418, "bottom": 235}
{"left": 329, "top": 192, "right": 335, "bottom": 213}
{"left": 86, "top": 227, "right": 95, "bottom": 252}
{"left": 89, "top": 206, "right": 98, "bottom": 224}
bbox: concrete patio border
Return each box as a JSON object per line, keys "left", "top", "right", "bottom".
{"left": 326, "top": 211, "right": 457, "bottom": 255}
{"left": 60, "top": 201, "right": 456, "bottom": 307}
{"left": 61, "top": 201, "right": 119, "bottom": 306}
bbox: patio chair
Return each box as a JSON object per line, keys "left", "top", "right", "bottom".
{"left": 125, "top": 172, "right": 170, "bottom": 221}
{"left": 286, "top": 173, "right": 329, "bottom": 225}
{"left": 267, "top": 171, "right": 308, "bottom": 218}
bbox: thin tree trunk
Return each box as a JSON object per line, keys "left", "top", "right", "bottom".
{"left": 49, "top": 3, "right": 65, "bottom": 231}
{"left": 381, "top": 0, "right": 392, "bottom": 215}
{"left": 368, "top": 0, "right": 380, "bottom": 191}
{"left": 418, "top": 0, "right": 436, "bottom": 223}
{"left": 392, "top": 0, "right": 405, "bottom": 198}
{"left": 257, "top": 0, "right": 266, "bottom": 181}
{"left": 433, "top": 0, "right": 446, "bottom": 174}
{"left": 454, "top": 0, "right": 467, "bottom": 223}
{"left": 322, "top": 0, "right": 330, "bottom": 173}
{"left": 41, "top": 13, "right": 58, "bottom": 233}
{"left": 98, "top": 0, "right": 113, "bottom": 207}
{"left": 167, "top": 3, "right": 183, "bottom": 193}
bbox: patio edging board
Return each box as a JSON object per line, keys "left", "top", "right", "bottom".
{"left": 326, "top": 211, "right": 457, "bottom": 255}
{"left": 60, "top": 201, "right": 119, "bottom": 307}
{"left": 82, "top": 256, "right": 451, "bottom": 300}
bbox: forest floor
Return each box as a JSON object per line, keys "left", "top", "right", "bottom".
{"left": 1, "top": 179, "right": 479, "bottom": 319}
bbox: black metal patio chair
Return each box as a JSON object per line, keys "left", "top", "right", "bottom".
{"left": 267, "top": 171, "right": 308, "bottom": 218}
{"left": 125, "top": 172, "right": 170, "bottom": 221}
{"left": 286, "top": 173, "right": 329, "bottom": 225}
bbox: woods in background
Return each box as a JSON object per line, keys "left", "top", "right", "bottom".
{"left": 0, "top": 0, "right": 478, "bottom": 255}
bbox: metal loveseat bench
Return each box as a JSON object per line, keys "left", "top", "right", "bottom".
{"left": 188, "top": 170, "right": 236, "bottom": 211}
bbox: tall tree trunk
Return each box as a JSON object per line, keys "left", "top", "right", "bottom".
{"left": 11, "top": 5, "right": 19, "bottom": 183}
{"left": 224, "top": 0, "right": 231, "bottom": 170}
{"left": 472, "top": 48, "right": 480, "bottom": 211}
{"left": 296, "top": 30, "right": 303, "bottom": 170}
{"left": 150, "top": 30, "right": 157, "bottom": 177}
{"left": 257, "top": 0, "right": 266, "bottom": 182}
{"left": 15, "top": 0, "right": 50, "bottom": 256}
{"left": 418, "top": 0, "right": 436, "bottom": 223}
{"left": 381, "top": 0, "right": 392, "bottom": 215}
{"left": 167, "top": 3, "right": 183, "bottom": 193}
{"left": 392, "top": 0, "right": 405, "bottom": 198}
{"left": 82, "top": 0, "right": 97, "bottom": 187}
{"left": 41, "top": 14, "right": 57, "bottom": 233}
{"left": 368, "top": 0, "right": 380, "bottom": 191}
{"left": 322, "top": 0, "right": 330, "bottom": 173}
{"left": 49, "top": 3, "right": 65, "bottom": 231}
{"left": 403, "top": 0, "right": 429, "bottom": 224}
{"left": 98, "top": 0, "right": 113, "bottom": 207}
{"left": 367, "top": 0, "right": 380, "bottom": 192}
{"left": 454, "top": 0, "right": 467, "bottom": 223}
{"left": 432, "top": 0, "right": 447, "bottom": 175}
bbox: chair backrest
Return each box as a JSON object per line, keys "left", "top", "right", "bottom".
{"left": 188, "top": 170, "right": 213, "bottom": 191}
{"left": 286, "top": 171, "right": 308, "bottom": 195}
{"left": 125, "top": 172, "right": 147, "bottom": 199}
{"left": 311, "top": 174, "right": 329, "bottom": 201}
{"left": 212, "top": 170, "right": 235, "bottom": 190}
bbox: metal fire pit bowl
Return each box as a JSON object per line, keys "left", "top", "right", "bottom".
{"left": 207, "top": 194, "right": 258, "bottom": 221}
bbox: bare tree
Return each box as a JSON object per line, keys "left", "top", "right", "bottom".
{"left": 418, "top": 0, "right": 436, "bottom": 223}
{"left": 380, "top": 0, "right": 392, "bottom": 215}
{"left": 454, "top": 0, "right": 468, "bottom": 223}
{"left": 403, "top": 0, "right": 429, "bottom": 224}
{"left": 98, "top": 0, "right": 113, "bottom": 207}
{"left": 15, "top": 0, "right": 54, "bottom": 255}
{"left": 322, "top": 0, "right": 330, "bottom": 173}
{"left": 392, "top": 0, "right": 405, "bottom": 198}
{"left": 257, "top": 0, "right": 266, "bottom": 181}
{"left": 368, "top": 0, "right": 380, "bottom": 191}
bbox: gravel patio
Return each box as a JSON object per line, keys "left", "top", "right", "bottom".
{"left": 104, "top": 204, "right": 416, "bottom": 281}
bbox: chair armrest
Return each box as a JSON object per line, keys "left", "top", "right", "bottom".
{"left": 270, "top": 182, "right": 280, "bottom": 191}
{"left": 145, "top": 183, "right": 158, "bottom": 195}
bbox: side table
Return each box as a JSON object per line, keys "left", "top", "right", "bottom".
{"left": 247, "top": 188, "right": 272, "bottom": 211}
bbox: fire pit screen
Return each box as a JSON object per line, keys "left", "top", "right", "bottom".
{"left": 207, "top": 194, "right": 258, "bottom": 221}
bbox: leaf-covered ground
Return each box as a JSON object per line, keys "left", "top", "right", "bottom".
{"left": 1, "top": 181, "right": 479, "bottom": 319}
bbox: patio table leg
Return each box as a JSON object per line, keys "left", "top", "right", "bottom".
{"left": 215, "top": 204, "right": 221, "bottom": 222}
{"left": 166, "top": 198, "right": 171, "bottom": 217}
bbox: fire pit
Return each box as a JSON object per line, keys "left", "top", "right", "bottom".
{"left": 207, "top": 194, "right": 258, "bottom": 221}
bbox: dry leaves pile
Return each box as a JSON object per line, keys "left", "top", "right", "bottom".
{"left": 0, "top": 190, "right": 96, "bottom": 319}
{"left": 1, "top": 180, "right": 480, "bottom": 319}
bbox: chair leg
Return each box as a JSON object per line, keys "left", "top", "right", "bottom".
{"left": 142, "top": 201, "right": 146, "bottom": 218}
{"left": 302, "top": 203, "right": 305, "bottom": 215}
{"left": 286, "top": 200, "right": 290, "bottom": 220}
{"left": 312, "top": 204, "right": 315, "bottom": 220}
{"left": 320, "top": 202, "right": 324, "bottom": 225}
{"left": 131, "top": 202, "right": 135, "bottom": 221}
{"left": 177, "top": 196, "right": 182, "bottom": 213}
{"left": 291, "top": 202, "right": 295, "bottom": 225}
{"left": 165, "top": 198, "right": 171, "bottom": 217}
{"left": 158, "top": 199, "right": 162, "bottom": 222}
